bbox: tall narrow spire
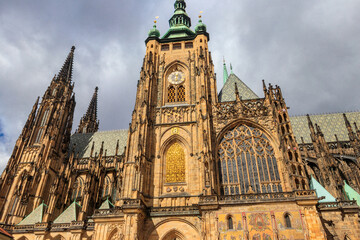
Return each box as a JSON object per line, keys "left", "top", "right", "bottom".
{"left": 77, "top": 87, "right": 99, "bottom": 134}
{"left": 223, "top": 58, "right": 228, "bottom": 85}
{"left": 57, "top": 46, "right": 75, "bottom": 83}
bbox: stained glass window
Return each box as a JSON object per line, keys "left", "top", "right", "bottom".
{"left": 166, "top": 143, "right": 185, "bottom": 183}
{"left": 218, "top": 124, "right": 282, "bottom": 195}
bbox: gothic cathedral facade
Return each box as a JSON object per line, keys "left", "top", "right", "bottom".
{"left": 1, "top": 1, "right": 360, "bottom": 239}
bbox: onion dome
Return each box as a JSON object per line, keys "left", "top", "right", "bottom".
{"left": 148, "top": 23, "right": 160, "bottom": 38}
{"left": 195, "top": 19, "right": 207, "bottom": 33}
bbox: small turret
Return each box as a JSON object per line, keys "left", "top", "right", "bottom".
{"left": 148, "top": 18, "right": 160, "bottom": 38}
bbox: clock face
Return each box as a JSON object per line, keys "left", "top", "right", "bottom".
{"left": 168, "top": 71, "right": 185, "bottom": 85}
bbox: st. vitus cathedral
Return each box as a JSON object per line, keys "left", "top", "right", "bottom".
{"left": 1, "top": 1, "right": 360, "bottom": 239}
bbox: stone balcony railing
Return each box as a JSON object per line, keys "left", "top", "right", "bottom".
{"left": 318, "top": 200, "right": 359, "bottom": 210}
{"left": 93, "top": 207, "right": 124, "bottom": 218}
{"left": 199, "top": 190, "right": 317, "bottom": 205}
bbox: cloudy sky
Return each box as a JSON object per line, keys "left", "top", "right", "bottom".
{"left": 1, "top": 0, "right": 360, "bottom": 171}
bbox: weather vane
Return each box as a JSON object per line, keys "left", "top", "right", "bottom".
{"left": 199, "top": 11, "right": 203, "bottom": 19}
{"left": 155, "top": 16, "right": 159, "bottom": 24}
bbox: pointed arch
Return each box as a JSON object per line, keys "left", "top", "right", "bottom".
{"left": 54, "top": 234, "right": 66, "bottom": 240}
{"left": 217, "top": 123, "right": 282, "bottom": 195}
{"left": 102, "top": 175, "right": 112, "bottom": 198}
{"left": 72, "top": 176, "right": 84, "bottom": 200}
{"left": 162, "top": 229, "right": 186, "bottom": 240}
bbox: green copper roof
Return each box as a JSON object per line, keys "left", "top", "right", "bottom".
{"left": 195, "top": 19, "right": 207, "bottom": 34}
{"left": 53, "top": 201, "right": 82, "bottom": 224}
{"left": 70, "top": 129, "right": 128, "bottom": 158}
{"left": 99, "top": 199, "right": 114, "bottom": 209}
{"left": 344, "top": 181, "right": 360, "bottom": 206}
{"left": 310, "top": 176, "right": 336, "bottom": 203}
{"left": 162, "top": 0, "right": 196, "bottom": 39}
{"left": 148, "top": 24, "right": 160, "bottom": 38}
{"left": 290, "top": 112, "right": 360, "bottom": 144}
{"left": 218, "top": 73, "right": 259, "bottom": 102}
{"left": 223, "top": 61, "right": 228, "bottom": 85}
{"left": 17, "top": 202, "right": 47, "bottom": 225}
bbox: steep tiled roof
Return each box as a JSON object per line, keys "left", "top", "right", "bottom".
{"left": 70, "top": 129, "right": 128, "bottom": 158}
{"left": 53, "top": 201, "right": 82, "bottom": 224}
{"left": 17, "top": 202, "right": 47, "bottom": 225}
{"left": 218, "top": 73, "right": 259, "bottom": 102}
{"left": 290, "top": 112, "right": 360, "bottom": 143}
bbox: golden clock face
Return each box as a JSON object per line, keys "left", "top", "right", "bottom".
{"left": 168, "top": 71, "right": 185, "bottom": 85}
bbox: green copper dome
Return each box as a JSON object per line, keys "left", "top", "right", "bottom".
{"left": 148, "top": 24, "right": 160, "bottom": 38}
{"left": 195, "top": 19, "right": 207, "bottom": 33}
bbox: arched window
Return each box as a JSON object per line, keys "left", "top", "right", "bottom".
{"left": 227, "top": 216, "right": 234, "bottom": 230}
{"left": 168, "top": 86, "right": 176, "bottom": 102}
{"left": 302, "top": 179, "right": 307, "bottom": 190}
{"left": 218, "top": 124, "right": 282, "bottom": 195}
{"left": 102, "top": 176, "right": 111, "bottom": 198}
{"left": 295, "top": 179, "right": 300, "bottom": 189}
{"left": 72, "top": 177, "right": 84, "bottom": 200}
{"left": 165, "top": 142, "right": 185, "bottom": 183}
{"left": 35, "top": 108, "right": 50, "bottom": 143}
{"left": 284, "top": 213, "right": 292, "bottom": 228}
{"left": 298, "top": 166, "right": 303, "bottom": 176}
{"left": 178, "top": 85, "right": 186, "bottom": 102}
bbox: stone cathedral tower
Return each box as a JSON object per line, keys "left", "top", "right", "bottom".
{"left": 0, "top": 46, "right": 76, "bottom": 225}
{"left": 1, "top": 1, "right": 360, "bottom": 240}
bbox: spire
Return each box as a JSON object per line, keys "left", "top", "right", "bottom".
{"left": 223, "top": 58, "right": 228, "bottom": 84}
{"left": 77, "top": 87, "right": 99, "bottom": 134}
{"left": 57, "top": 46, "right": 75, "bottom": 83}
{"left": 230, "top": 63, "right": 233, "bottom": 74}
{"left": 343, "top": 113, "right": 355, "bottom": 141}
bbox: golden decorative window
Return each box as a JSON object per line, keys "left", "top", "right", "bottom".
{"left": 168, "top": 86, "right": 176, "bottom": 102}
{"left": 218, "top": 124, "right": 282, "bottom": 195}
{"left": 167, "top": 85, "right": 186, "bottom": 103}
{"left": 165, "top": 142, "right": 185, "bottom": 183}
{"left": 178, "top": 85, "right": 186, "bottom": 102}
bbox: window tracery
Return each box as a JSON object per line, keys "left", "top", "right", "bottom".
{"left": 35, "top": 108, "right": 50, "bottom": 143}
{"left": 102, "top": 176, "right": 111, "bottom": 198}
{"left": 165, "top": 142, "right": 185, "bottom": 183}
{"left": 218, "top": 124, "right": 282, "bottom": 195}
{"left": 72, "top": 177, "right": 84, "bottom": 200}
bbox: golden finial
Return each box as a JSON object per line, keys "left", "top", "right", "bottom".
{"left": 154, "top": 16, "right": 159, "bottom": 24}
{"left": 199, "top": 11, "right": 203, "bottom": 19}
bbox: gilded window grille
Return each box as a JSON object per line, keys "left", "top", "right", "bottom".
{"left": 165, "top": 142, "right": 185, "bottom": 183}
{"left": 102, "top": 176, "right": 111, "bottom": 198}
{"left": 218, "top": 124, "right": 282, "bottom": 195}
{"left": 168, "top": 86, "right": 176, "bottom": 102}
{"left": 177, "top": 85, "right": 186, "bottom": 102}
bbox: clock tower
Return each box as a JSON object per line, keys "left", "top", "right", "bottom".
{"left": 121, "top": 0, "right": 218, "bottom": 206}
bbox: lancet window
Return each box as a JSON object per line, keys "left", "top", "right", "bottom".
{"left": 218, "top": 124, "right": 282, "bottom": 195}
{"left": 102, "top": 176, "right": 111, "bottom": 198}
{"left": 72, "top": 177, "right": 84, "bottom": 200}
{"left": 165, "top": 142, "right": 185, "bottom": 183}
{"left": 35, "top": 108, "right": 50, "bottom": 143}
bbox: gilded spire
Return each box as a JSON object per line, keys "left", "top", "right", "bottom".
{"left": 57, "top": 46, "right": 75, "bottom": 83}
{"left": 77, "top": 87, "right": 99, "bottom": 134}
